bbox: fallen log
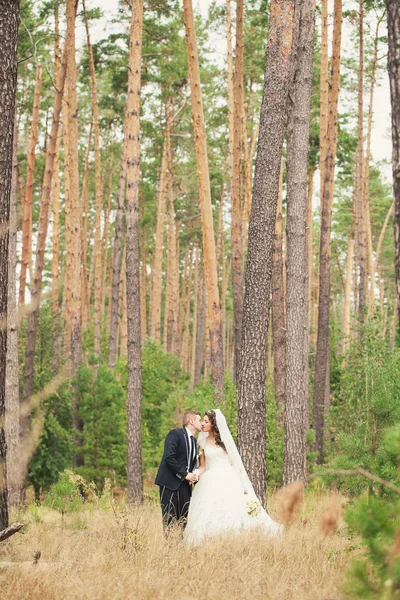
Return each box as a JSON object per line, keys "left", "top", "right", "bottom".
{"left": 0, "top": 522, "right": 24, "bottom": 542}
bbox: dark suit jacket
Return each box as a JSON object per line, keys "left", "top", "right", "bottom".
{"left": 155, "top": 428, "right": 197, "bottom": 491}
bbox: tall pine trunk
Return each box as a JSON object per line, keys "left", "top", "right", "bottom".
{"left": 385, "top": 0, "right": 400, "bottom": 332}
{"left": 125, "top": 0, "right": 144, "bottom": 503}
{"left": 22, "top": 48, "right": 68, "bottom": 448}
{"left": 65, "top": 0, "right": 83, "bottom": 466}
{"left": 19, "top": 65, "right": 43, "bottom": 307}
{"left": 356, "top": 0, "right": 367, "bottom": 319}
{"left": 313, "top": 0, "right": 342, "bottom": 464}
{"left": 109, "top": 139, "right": 127, "bottom": 367}
{"left": 238, "top": 0, "right": 295, "bottom": 504}
{"left": 0, "top": 0, "right": 19, "bottom": 530}
{"left": 231, "top": 0, "right": 245, "bottom": 384}
{"left": 150, "top": 105, "right": 169, "bottom": 342}
{"left": 5, "top": 116, "right": 19, "bottom": 508}
{"left": 284, "top": 0, "right": 315, "bottom": 485}
{"left": 272, "top": 161, "right": 286, "bottom": 422}
{"left": 83, "top": 0, "right": 103, "bottom": 358}
{"left": 182, "top": 0, "right": 225, "bottom": 402}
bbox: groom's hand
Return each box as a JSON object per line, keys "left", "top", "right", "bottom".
{"left": 185, "top": 472, "right": 197, "bottom": 484}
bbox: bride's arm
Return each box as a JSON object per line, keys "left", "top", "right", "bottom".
{"left": 195, "top": 449, "right": 206, "bottom": 478}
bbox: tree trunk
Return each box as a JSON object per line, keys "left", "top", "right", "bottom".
{"left": 0, "top": 0, "right": 19, "bottom": 530}
{"left": 231, "top": 0, "right": 245, "bottom": 385}
{"left": 386, "top": 0, "right": 400, "bottom": 332}
{"left": 356, "top": 0, "right": 367, "bottom": 320}
{"left": 5, "top": 115, "right": 19, "bottom": 508}
{"left": 140, "top": 199, "right": 147, "bottom": 342}
{"left": 284, "top": 0, "right": 315, "bottom": 485}
{"left": 343, "top": 233, "right": 355, "bottom": 354}
{"left": 319, "top": 0, "right": 329, "bottom": 205}
{"left": 365, "top": 17, "right": 382, "bottom": 308}
{"left": 80, "top": 123, "right": 93, "bottom": 332}
{"left": 238, "top": 0, "right": 295, "bottom": 505}
{"left": 125, "top": 0, "right": 144, "bottom": 503}
{"left": 272, "top": 161, "right": 286, "bottom": 423}
{"left": 150, "top": 105, "right": 169, "bottom": 342}
{"left": 101, "top": 156, "right": 114, "bottom": 323}
{"left": 21, "top": 48, "right": 68, "bottom": 445}
{"left": 313, "top": 0, "right": 342, "bottom": 464}
{"left": 194, "top": 273, "right": 206, "bottom": 385}
{"left": 19, "top": 64, "right": 43, "bottom": 307}
{"left": 182, "top": 0, "right": 225, "bottom": 402}
{"left": 83, "top": 0, "right": 103, "bottom": 358}
{"left": 375, "top": 201, "right": 395, "bottom": 275}
{"left": 65, "top": 0, "right": 83, "bottom": 466}
{"left": 109, "top": 139, "right": 127, "bottom": 367}
{"left": 165, "top": 126, "right": 180, "bottom": 354}
{"left": 191, "top": 246, "right": 199, "bottom": 388}
{"left": 119, "top": 250, "right": 128, "bottom": 357}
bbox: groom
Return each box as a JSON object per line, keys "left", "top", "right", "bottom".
{"left": 155, "top": 410, "right": 202, "bottom": 530}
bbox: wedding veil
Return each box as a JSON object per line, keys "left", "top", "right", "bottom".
{"left": 198, "top": 409, "right": 259, "bottom": 501}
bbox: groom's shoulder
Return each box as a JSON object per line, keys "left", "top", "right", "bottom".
{"left": 167, "top": 427, "right": 183, "bottom": 436}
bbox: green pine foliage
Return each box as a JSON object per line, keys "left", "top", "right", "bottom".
{"left": 326, "top": 318, "right": 400, "bottom": 496}
{"left": 344, "top": 427, "right": 400, "bottom": 599}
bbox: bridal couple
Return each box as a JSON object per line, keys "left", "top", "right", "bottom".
{"left": 155, "top": 409, "right": 282, "bottom": 545}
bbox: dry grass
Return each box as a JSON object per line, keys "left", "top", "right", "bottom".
{"left": 0, "top": 491, "right": 356, "bottom": 600}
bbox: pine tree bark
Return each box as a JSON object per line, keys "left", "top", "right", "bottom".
{"left": 80, "top": 123, "right": 93, "bottom": 332}
{"left": 125, "top": 0, "right": 144, "bottom": 503}
{"left": 284, "top": 0, "right": 315, "bottom": 485}
{"left": 231, "top": 0, "right": 245, "bottom": 384}
{"left": 320, "top": 0, "right": 329, "bottom": 204}
{"left": 22, "top": 48, "right": 68, "bottom": 441}
{"left": 385, "top": 0, "right": 400, "bottom": 332}
{"left": 238, "top": 0, "right": 295, "bottom": 504}
{"left": 65, "top": 0, "right": 83, "bottom": 466}
{"left": 83, "top": 0, "right": 103, "bottom": 358}
{"left": 272, "top": 161, "right": 286, "bottom": 423}
{"left": 343, "top": 233, "right": 355, "bottom": 353}
{"left": 313, "top": 0, "right": 342, "bottom": 464}
{"left": 182, "top": 0, "right": 225, "bottom": 402}
{"left": 356, "top": 0, "right": 367, "bottom": 320}
{"left": 0, "top": 0, "right": 19, "bottom": 530}
{"left": 5, "top": 116, "right": 19, "bottom": 508}
{"left": 165, "top": 127, "right": 180, "bottom": 354}
{"left": 109, "top": 139, "right": 127, "bottom": 367}
{"left": 150, "top": 105, "right": 169, "bottom": 342}
{"left": 19, "top": 64, "right": 43, "bottom": 307}
{"left": 140, "top": 199, "right": 147, "bottom": 342}
{"left": 194, "top": 273, "right": 206, "bottom": 384}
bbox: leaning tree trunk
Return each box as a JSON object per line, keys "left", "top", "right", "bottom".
{"left": 238, "top": 0, "right": 295, "bottom": 505}
{"left": 65, "top": 0, "right": 83, "bottom": 466}
{"left": 5, "top": 115, "right": 19, "bottom": 508}
{"left": 182, "top": 0, "right": 225, "bottom": 402}
{"left": 125, "top": 0, "right": 144, "bottom": 503}
{"left": 283, "top": 0, "right": 315, "bottom": 485}
{"left": 231, "top": 0, "right": 245, "bottom": 385}
{"left": 0, "top": 0, "right": 19, "bottom": 531}
{"left": 313, "top": 0, "right": 342, "bottom": 464}
{"left": 386, "top": 0, "right": 400, "bottom": 333}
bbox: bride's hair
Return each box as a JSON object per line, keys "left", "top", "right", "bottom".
{"left": 206, "top": 410, "right": 226, "bottom": 452}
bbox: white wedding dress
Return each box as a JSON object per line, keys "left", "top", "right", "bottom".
{"left": 184, "top": 425, "right": 282, "bottom": 546}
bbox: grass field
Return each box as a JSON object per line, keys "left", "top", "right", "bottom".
{"left": 0, "top": 490, "right": 357, "bottom": 600}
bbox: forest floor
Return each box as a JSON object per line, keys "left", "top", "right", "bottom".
{"left": 0, "top": 490, "right": 359, "bottom": 600}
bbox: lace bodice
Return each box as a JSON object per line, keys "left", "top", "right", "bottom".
{"left": 203, "top": 443, "right": 232, "bottom": 471}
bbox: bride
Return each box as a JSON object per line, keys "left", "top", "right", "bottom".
{"left": 184, "top": 409, "right": 283, "bottom": 545}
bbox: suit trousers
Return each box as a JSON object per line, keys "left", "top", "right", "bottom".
{"left": 159, "top": 480, "right": 191, "bottom": 529}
